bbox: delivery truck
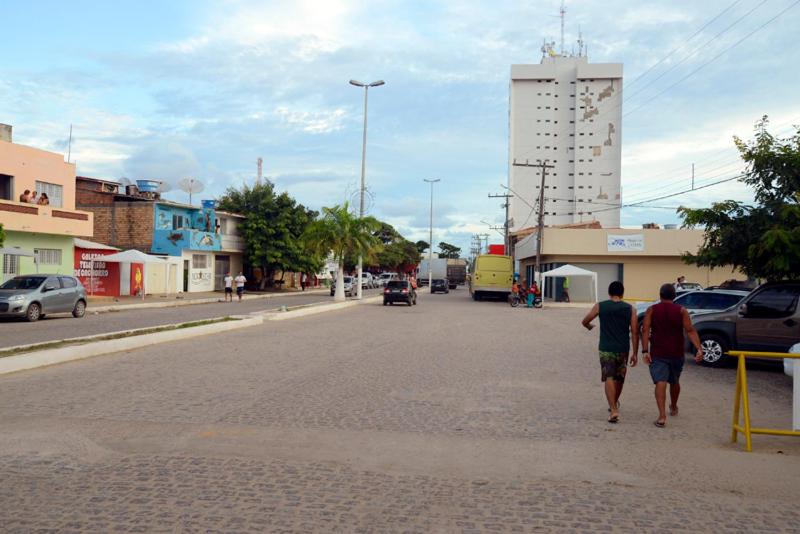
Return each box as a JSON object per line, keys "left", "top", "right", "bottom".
{"left": 417, "top": 258, "right": 447, "bottom": 286}
{"left": 446, "top": 258, "right": 467, "bottom": 289}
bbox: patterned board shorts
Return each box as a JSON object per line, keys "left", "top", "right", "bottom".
{"left": 599, "top": 351, "right": 629, "bottom": 383}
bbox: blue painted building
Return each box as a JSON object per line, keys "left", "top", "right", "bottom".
{"left": 152, "top": 203, "right": 220, "bottom": 257}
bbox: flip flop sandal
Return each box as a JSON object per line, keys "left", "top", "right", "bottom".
{"left": 654, "top": 420, "right": 666, "bottom": 428}
{"left": 608, "top": 415, "right": 619, "bottom": 423}
{"left": 670, "top": 406, "right": 679, "bottom": 416}
{"left": 607, "top": 401, "right": 621, "bottom": 413}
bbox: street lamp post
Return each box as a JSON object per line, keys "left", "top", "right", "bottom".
{"left": 349, "top": 79, "right": 385, "bottom": 300}
{"left": 424, "top": 178, "right": 441, "bottom": 292}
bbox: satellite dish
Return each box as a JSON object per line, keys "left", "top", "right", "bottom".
{"left": 118, "top": 177, "right": 132, "bottom": 186}
{"left": 157, "top": 181, "right": 172, "bottom": 193}
{"left": 177, "top": 178, "right": 204, "bottom": 205}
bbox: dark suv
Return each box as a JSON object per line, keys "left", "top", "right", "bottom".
{"left": 431, "top": 279, "right": 449, "bottom": 294}
{"left": 692, "top": 281, "right": 800, "bottom": 367}
{"left": 383, "top": 280, "right": 417, "bottom": 306}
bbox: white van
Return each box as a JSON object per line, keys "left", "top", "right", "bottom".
{"left": 378, "top": 272, "right": 399, "bottom": 287}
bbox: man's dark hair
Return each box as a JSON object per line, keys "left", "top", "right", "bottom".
{"left": 660, "top": 283, "right": 676, "bottom": 300}
{"left": 608, "top": 281, "right": 624, "bottom": 297}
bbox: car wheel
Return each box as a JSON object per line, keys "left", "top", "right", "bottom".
{"left": 699, "top": 334, "right": 730, "bottom": 367}
{"left": 26, "top": 303, "right": 41, "bottom": 322}
{"left": 72, "top": 300, "right": 86, "bottom": 318}
{"left": 383, "top": 300, "right": 388, "bottom": 306}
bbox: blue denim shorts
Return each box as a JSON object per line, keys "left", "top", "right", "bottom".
{"left": 649, "top": 357, "right": 684, "bottom": 384}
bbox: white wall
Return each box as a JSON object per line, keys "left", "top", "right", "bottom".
{"left": 182, "top": 250, "right": 214, "bottom": 293}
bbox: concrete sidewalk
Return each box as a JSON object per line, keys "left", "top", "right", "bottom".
{"left": 87, "top": 287, "right": 330, "bottom": 313}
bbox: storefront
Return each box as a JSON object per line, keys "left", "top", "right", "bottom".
{"left": 73, "top": 238, "right": 144, "bottom": 296}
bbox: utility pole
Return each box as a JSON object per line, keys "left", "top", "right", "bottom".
{"left": 512, "top": 159, "right": 554, "bottom": 284}
{"left": 488, "top": 192, "right": 513, "bottom": 253}
{"left": 424, "top": 178, "right": 441, "bottom": 292}
{"left": 349, "top": 79, "right": 385, "bottom": 300}
{"left": 479, "top": 233, "right": 490, "bottom": 254}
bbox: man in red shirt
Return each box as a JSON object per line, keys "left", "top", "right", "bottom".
{"left": 641, "top": 283, "right": 704, "bottom": 428}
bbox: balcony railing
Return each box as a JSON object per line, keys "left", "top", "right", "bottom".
{"left": 220, "top": 234, "right": 245, "bottom": 252}
{"left": 0, "top": 199, "right": 93, "bottom": 237}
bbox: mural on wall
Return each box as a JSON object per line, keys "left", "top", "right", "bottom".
{"left": 131, "top": 264, "right": 144, "bottom": 295}
{"left": 152, "top": 203, "right": 220, "bottom": 256}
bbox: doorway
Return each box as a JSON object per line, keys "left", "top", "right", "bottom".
{"left": 183, "top": 259, "right": 189, "bottom": 292}
{"left": 214, "top": 255, "right": 230, "bottom": 291}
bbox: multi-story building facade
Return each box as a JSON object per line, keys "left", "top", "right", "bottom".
{"left": 508, "top": 52, "right": 623, "bottom": 231}
{"left": 76, "top": 176, "right": 244, "bottom": 293}
{"left": 0, "top": 124, "right": 93, "bottom": 281}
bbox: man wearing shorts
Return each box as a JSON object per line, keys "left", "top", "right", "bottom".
{"left": 223, "top": 271, "right": 233, "bottom": 302}
{"left": 641, "top": 283, "right": 704, "bottom": 428}
{"left": 234, "top": 272, "right": 246, "bottom": 301}
{"left": 581, "top": 281, "right": 638, "bottom": 423}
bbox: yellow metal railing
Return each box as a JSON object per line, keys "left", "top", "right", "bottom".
{"left": 729, "top": 350, "right": 800, "bottom": 451}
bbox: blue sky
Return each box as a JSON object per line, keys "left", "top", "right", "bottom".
{"left": 2, "top": 0, "right": 799, "bottom": 253}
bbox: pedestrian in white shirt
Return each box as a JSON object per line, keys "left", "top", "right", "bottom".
{"left": 223, "top": 272, "right": 233, "bottom": 302}
{"left": 234, "top": 272, "right": 246, "bottom": 301}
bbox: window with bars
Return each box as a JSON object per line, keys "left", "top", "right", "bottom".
{"left": 34, "top": 248, "right": 62, "bottom": 265}
{"left": 3, "top": 255, "right": 18, "bottom": 276}
{"left": 34, "top": 181, "right": 63, "bottom": 207}
{"left": 192, "top": 254, "right": 208, "bottom": 269}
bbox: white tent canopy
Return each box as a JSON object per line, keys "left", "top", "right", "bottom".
{"left": 541, "top": 264, "right": 599, "bottom": 303}
{"left": 92, "top": 249, "right": 169, "bottom": 299}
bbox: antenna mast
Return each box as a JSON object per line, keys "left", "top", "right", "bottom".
{"left": 67, "top": 124, "right": 73, "bottom": 163}
{"left": 559, "top": 0, "right": 566, "bottom": 55}
{"left": 257, "top": 157, "right": 263, "bottom": 184}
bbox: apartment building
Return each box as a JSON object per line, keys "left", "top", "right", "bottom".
{"left": 508, "top": 51, "right": 623, "bottom": 231}
{"left": 0, "top": 124, "right": 93, "bottom": 281}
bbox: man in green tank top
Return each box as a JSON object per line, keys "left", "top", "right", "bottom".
{"left": 581, "top": 281, "right": 639, "bottom": 423}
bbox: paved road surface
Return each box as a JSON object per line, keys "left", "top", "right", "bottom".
{"left": 1, "top": 289, "right": 798, "bottom": 532}
{"left": 0, "top": 289, "right": 381, "bottom": 348}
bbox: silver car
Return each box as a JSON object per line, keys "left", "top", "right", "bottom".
{"left": 0, "top": 275, "right": 88, "bottom": 322}
{"left": 330, "top": 276, "right": 358, "bottom": 297}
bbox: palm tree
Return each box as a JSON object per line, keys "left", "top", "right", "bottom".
{"left": 303, "top": 203, "right": 382, "bottom": 301}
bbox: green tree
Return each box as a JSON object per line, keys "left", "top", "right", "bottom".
{"left": 217, "top": 181, "right": 321, "bottom": 289}
{"left": 679, "top": 117, "right": 800, "bottom": 281}
{"left": 374, "top": 223, "right": 420, "bottom": 271}
{"left": 414, "top": 240, "right": 429, "bottom": 255}
{"left": 437, "top": 241, "right": 461, "bottom": 259}
{"left": 302, "top": 203, "right": 382, "bottom": 301}
{"left": 0, "top": 223, "right": 4, "bottom": 247}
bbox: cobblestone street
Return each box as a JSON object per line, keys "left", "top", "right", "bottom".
{"left": 1, "top": 290, "right": 798, "bottom": 532}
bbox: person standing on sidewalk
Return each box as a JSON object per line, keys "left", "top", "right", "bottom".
{"left": 223, "top": 271, "right": 233, "bottom": 302}
{"left": 234, "top": 271, "right": 247, "bottom": 302}
{"left": 581, "top": 281, "right": 639, "bottom": 423}
{"left": 301, "top": 272, "right": 307, "bottom": 291}
{"left": 641, "top": 283, "right": 704, "bottom": 428}
{"left": 562, "top": 277, "right": 571, "bottom": 302}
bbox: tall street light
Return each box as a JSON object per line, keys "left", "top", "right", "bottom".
{"left": 350, "top": 79, "right": 385, "bottom": 300}
{"left": 424, "top": 178, "right": 441, "bottom": 292}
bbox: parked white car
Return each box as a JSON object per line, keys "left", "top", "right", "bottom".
{"left": 378, "top": 272, "right": 399, "bottom": 287}
{"left": 359, "top": 272, "right": 375, "bottom": 289}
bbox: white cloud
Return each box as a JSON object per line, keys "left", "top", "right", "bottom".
{"left": 274, "top": 106, "right": 348, "bottom": 134}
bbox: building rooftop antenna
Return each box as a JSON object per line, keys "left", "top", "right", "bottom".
{"left": 257, "top": 157, "right": 263, "bottom": 184}
{"left": 559, "top": 0, "right": 566, "bottom": 56}
{"left": 577, "top": 26, "right": 585, "bottom": 57}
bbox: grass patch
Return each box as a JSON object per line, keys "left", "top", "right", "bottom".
{"left": 0, "top": 316, "right": 238, "bottom": 358}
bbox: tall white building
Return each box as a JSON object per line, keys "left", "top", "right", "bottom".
{"left": 508, "top": 51, "right": 623, "bottom": 231}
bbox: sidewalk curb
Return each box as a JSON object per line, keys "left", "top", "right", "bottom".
{"left": 0, "top": 315, "right": 263, "bottom": 376}
{"left": 89, "top": 289, "right": 329, "bottom": 314}
{"left": 267, "top": 296, "right": 382, "bottom": 321}
{"left": 0, "top": 296, "right": 380, "bottom": 375}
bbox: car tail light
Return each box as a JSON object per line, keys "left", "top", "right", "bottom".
{"left": 384, "top": 288, "right": 390, "bottom": 293}
{"left": 402, "top": 289, "right": 408, "bottom": 293}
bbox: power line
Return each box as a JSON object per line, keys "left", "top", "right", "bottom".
{"left": 623, "top": 0, "right": 800, "bottom": 120}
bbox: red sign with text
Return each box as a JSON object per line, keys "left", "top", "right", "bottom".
{"left": 74, "top": 248, "right": 143, "bottom": 297}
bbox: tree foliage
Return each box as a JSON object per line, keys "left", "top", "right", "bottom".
{"left": 302, "top": 203, "right": 382, "bottom": 267}
{"left": 414, "top": 240, "right": 429, "bottom": 255}
{"left": 374, "top": 223, "right": 420, "bottom": 271}
{"left": 0, "top": 223, "right": 4, "bottom": 247}
{"left": 217, "top": 181, "right": 322, "bottom": 289}
{"left": 437, "top": 241, "right": 461, "bottom": 259}
{"left": 679, "top": 117, "right": 800, "bottom": 281}
{"left": 302, "top": 203, "right": 382, "bottom": 300}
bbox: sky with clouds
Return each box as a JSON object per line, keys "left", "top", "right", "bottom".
{"left": 2, "top": 0, "right": 799, "bottom": 253}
